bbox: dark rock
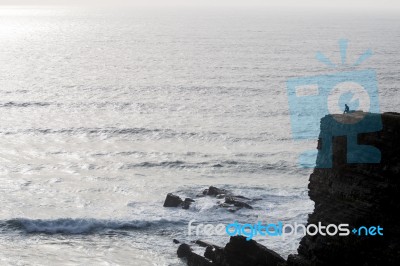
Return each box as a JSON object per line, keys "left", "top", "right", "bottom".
{"left": 204, "top": 246, "right": 216, "bottom": 261}
{"left": 178, "top": 236, "right": 284, "bottom": 266}
{"left": 201, "top": 186, "right": 254, "bottom": 210}
{"left": 206, "top": 186, "right": 230, "bottom": 196}
{"left": 164, "top": 187, "right": 253, "bottom": 210}
{"left": 204, "top": 186, "right": 251, "bottom": 204}
{"left": 182, "top": 201, "right": 191, "bottom": 209}
{"left": 185, "top": 198, "right": 195, "bottom": 202}
{"left": 225, "top": 196, "right": 253, "bottom": 209}
{"left": 287, "top": 112, "right": 400, "bottom": 266}
{"left": 231, "top": 195, "right": 250, "bottom": 200}
{"left": 219, "top": 236, "right": 285, "bottom": 266}
{"left": 182, "top": 198, "right": 195, "bottom": 209}
{"left": 178, "top": 112, "right": 400, "bottom": 266}
{"left": 163, "top": 193, "right": 183, "bottom": 207}
{"left": 195, "top": 240, "right": 216, "bottom": 248}
{"left": 173, "top": 239, "right": 180, "bottom": 244}
{"left": 177, "top": 243, "right": 217, "bottom": 266}
{"left": 187, "top": 252, "right": 216, "bottom": 266}
{"left": 163, "top": 194, "right": 194, "bottom": 209}
{"left": 177, "top": 243, "right": 192, "bottom": 258}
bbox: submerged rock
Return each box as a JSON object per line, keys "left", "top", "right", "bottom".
{"left": 206, "top": 186, "right": 230, "bottom": 196}
{"left": 182, "top": 198, "right": 195, "bottom": 209}
{"left": 204, "top": 186, "right": 253, "bottom": 211}
{"left": 224, "top": 196, "right": 253, "bottom": 209}
{"left": 165, "top": 186, "right": 253, "bottom": 211}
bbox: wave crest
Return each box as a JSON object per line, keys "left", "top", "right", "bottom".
{"left": 3, "top": 218, "right": 183, "bottom": 234}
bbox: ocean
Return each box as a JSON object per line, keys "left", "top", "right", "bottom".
{"left": 0, "top": 6, "right": 399, "bottom": 265}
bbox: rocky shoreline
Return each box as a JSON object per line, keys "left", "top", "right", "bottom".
{"left": 176, "top": 235, "right": 286, "bottom": 266}
{"left": 166, "top": 112, "right": 400, "bottom": 266}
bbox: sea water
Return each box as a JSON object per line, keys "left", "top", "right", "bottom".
{"left": 0, "top": 6, "right": 399, "bottom": 265}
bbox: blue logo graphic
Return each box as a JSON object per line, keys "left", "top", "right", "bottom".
{"left": 286, "top": 40, "right": 382, "bottom": 168}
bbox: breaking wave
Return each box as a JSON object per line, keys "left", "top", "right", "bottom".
{"left": 1, "top": 218, "right": 184, "bottom": 235}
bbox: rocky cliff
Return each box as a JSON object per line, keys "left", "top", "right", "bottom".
{"left": 177, "top": 112, "right": 400, "bottom": 266}
{"left": 287, "top": 112, "right": 400, "bottom": 265}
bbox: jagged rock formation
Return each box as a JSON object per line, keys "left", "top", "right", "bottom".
{"left": 164, "top": 186, "right": 254, "bottom": 211}
{"left": 177, "top": 236, "right": 285, "bottom": 266}
{"left": 177, "top": 112, "right": 400, "bottom": 266}
{"left": 163, "top": 193, "right": 184, "bottom": 207}
{"left": 287, "top": 112, "right": 400, "bottom": 265}
{"left": 163, "top": 193, "right": 195, "bottom": 209}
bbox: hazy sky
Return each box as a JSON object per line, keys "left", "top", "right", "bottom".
{"left": 0, "top": 0, "right": 399, "bottom": 10}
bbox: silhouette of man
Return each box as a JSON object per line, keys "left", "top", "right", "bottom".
{"left": 344, "top": 104, "right": 350, "bottom": 114}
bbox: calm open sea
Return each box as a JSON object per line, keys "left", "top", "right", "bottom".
{"left": 0, "top": 6, "right": 399, "bottom": 265}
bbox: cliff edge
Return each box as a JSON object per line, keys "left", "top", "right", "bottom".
{"left": 287, "top": 112, "right": 400, "bottom": 265}
{"left": 177, "top": 112, "right": 400, "bottom": 266}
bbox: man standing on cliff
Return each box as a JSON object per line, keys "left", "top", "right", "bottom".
{"left": 343, "top": 104, "right": 350, "bottom": 114}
